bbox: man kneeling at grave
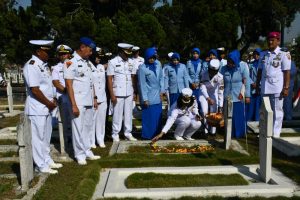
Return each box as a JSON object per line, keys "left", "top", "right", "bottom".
{"left": 152, "top": 88, "right": 202, "bottom": 142}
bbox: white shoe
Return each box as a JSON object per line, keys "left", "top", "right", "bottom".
{"left": 174, "top": 136, "right": 184, "bottom": 141}
{"left": 39, "top": 168, "right": 58, "bottom": 174}
{"left": 184, "top": 136, "right": 195, "bottom": 141}
{"left": 87, "top": 155, "right": 101, "bottom": 160}
{"left": 49, "top": 162, "right": 63, "bottom": 169}
{"left": 77, "top": 159, "right": 87, "bottom": 165}
{"left": 91, "top": 144, "right": 97, "bottom": 149}
{"left": 99, "top": 143, "right": 106, "bottom": 148}
{"left": 112, "top": 137, "right": 120, "bottom": 142}
{"left": 126, "top": 135, "right": 137, "bottom": 141}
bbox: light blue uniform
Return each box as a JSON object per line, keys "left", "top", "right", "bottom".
{"left": 246, "top": 48, "right": 262, "bottom": 121}
{"left": 164, "top": 63, "right": 189, "bottom": 106}
{"left": 220, "top": 50, "right": 250, "bottom": 138}
{"left": 138, "top": 48, "right": 164, "bottom": 139}
{"left": 139, "top": 64, "right": 164, "bottom": 105}
{"left": 283, "top": 61, "right": 297, "bottom": 120}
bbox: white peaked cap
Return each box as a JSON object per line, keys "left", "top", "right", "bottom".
{"left": 168, "top": 52, "right": 173, "bottom": 58}
{"left": 181, "top": 88, "right": 193, "bottom": 97}
{"left": 56, "top": 44, "right": 72, "bottom": 53}
{"left": 209, "top": 59, "right": 221, "bottom": 70}
{"left": 132, "top": 46, "right": 140, "bottom": 51}
{"left": 117, "top": 43, "right": 133, "bottom": 49}
{"left": 29, "top": 40, "right": 54, "bottom": 46}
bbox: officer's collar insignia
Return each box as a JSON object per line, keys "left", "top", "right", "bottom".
{"left": 78, "top": 65, "right": 83, "bottom": 68}
{"left": 29, "top": 60, "right": 35, "bottom": 65}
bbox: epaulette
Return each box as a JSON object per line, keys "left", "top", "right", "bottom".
{"left": 65, "top": 61, "right": 72, "bottom": 68}
{"left": 280, "top": 47, "right": 289, "bottom": 52}
{"left": 29, "top": 60, "right": 35, "bottom": 65}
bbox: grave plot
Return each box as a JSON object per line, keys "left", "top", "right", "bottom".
{"left": 92, "top": 165, "right": 297, "bottom": 199}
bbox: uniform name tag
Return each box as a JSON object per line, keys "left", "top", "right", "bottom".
{"left": 78, "top": 65, "right": 83, "bottom": 68}
{"left": 116, "top": 65, "right": 121, "bottom": 67}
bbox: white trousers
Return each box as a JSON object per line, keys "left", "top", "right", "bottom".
{"left": 199, "top": 95, "right": 218, "bottom": 134}
{"left": 91, "top": 101, "right": 107, "bottom": 146}
{"left": 264, "top": 94, "right": 284, "bottom": 137}
{"left": 174, "top": 116, "right": 201, "bottom": 138}
{"left": 29, "top": 114, "right": 53, "bottom": 171}
{"left": 112, "top": 95, "right": 133, "bottom": 139}
{"left": 71, "top": 106, "right": 94, "bottom": 161}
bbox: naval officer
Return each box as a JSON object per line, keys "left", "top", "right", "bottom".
{"left": 107, "top": 43, "right": 138, "bottom": 142}
{"left": 23, "top": 40, "right": 62, "bottom": 174}
{"left": 256, "top": 32, "right": 291, "bottom": 138}
{"left": 64, "top": 37, "right": 101, "bottom": 165}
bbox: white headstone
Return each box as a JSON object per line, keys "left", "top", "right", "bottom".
{"left": 257, "top": 96, "right": 273, "bottom": 183}
{"left": 17, "top": 114, "right": 34, "bottom": 191}
{"left": 6, "top": 81, "right": 13, "bottom": 113}
{"left": 57, "top": 108, "right": 66, "bottom": 155}
{"left": 224, "top": 96, "right": 233, "bottom": 150}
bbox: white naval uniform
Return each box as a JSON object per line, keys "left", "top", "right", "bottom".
{"left": 132, "top": 56, "right": 144, "bottom": 71}
{"left": 132, "top": 56, "right": 144, "bottom": 110}
{"left": 52, "top": 62, "right": 71, "bottom": 138}
{"left": 259, "top": 46, "right": 291, "bottom": 137}
{"left": 23, "top": 55, "right": 55, "bottom": 171}
{"left": 162, "top": 98, "right": 201, "bottom": 138}
{"left": 91, "top": 64, "right": 107, "bottom": 146}
{"left": 107, "top": 56, "right": 136, "bottom": 140}
{"left": 64, "top": 52, "right": 96, "bottom": 161}
{"left": 199, "top": 71, "right": 224, "bottom": 134}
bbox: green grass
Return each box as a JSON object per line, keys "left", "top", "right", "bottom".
{"left": 0, "top": 162, "right": 20, "bottom": 175}
{"left": 125, "top": 173, "right": 248, "bottom": 188}
{"left": 0, "top": 114, "right": 20, "bottom": 129}
{"left": 0, "top": 139, "right": 17, "bottom": 145}
{"left": 0, "top": 178, "right": 17, "bottom": 199}
{"left": 0, "top": 151, "right": 18, "bottom": 158}
{"left": 281, "top": 132, "right": 300, "bottom": 137}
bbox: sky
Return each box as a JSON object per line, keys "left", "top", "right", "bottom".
{"left": 16, "top": 0, "right": 299, "bottom": 43}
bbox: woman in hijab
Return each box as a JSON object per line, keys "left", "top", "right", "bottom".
{"left": 220, "top": 50, "right": 250, "bottom": 138}
{"left": 138, "top": 48, "right": 164, "bottom": 139}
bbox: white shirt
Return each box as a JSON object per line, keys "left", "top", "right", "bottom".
{"left": 52, "top": 62, "right": 66, "bottom": 99}
{"left": 200, "top": 71, "right": 224, "bottom": 107}
{"left": 259, "top": 46, "right": 291, "bottom": 94}
{"left": 64, "top": 52, "right": 94, "bottom": 106}
{"left": 92, "top": 64, "right": 107, "bottom": 103}
{"left": 23, "top": 55, "right": 54, "bottom": 115}
{"left": 132, "top": 56, "right": 144, "bottom": 71}
{"left": 107, "top": 56, "right": 136, "bottom": 97}
{"left": 162, "top": 99, "right": 199, "bottom": 133}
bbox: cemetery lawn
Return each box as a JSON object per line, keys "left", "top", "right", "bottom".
{"left": 0, "top": 115, "right": 19, "bottom": 129}
{"left": 125, "top": 173, "right": 248, "bottom": 188}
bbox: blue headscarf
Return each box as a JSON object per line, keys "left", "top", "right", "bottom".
{"left": 208, "top": 49, "right": 218, "bottom": 58}
{"left": 253, "top": 48, "right": 262, "bottom": 55}
{"left": 171, "top": 52, "right": 180, "bottom": 74}
{"left": 228, "top": 49, "right": 240, "bottom": 68}
{"left": 191, "top": 47, "right": 201, "bottom": 72}
{"left": 144, "top": 48, "right": 157, "bottom": 75}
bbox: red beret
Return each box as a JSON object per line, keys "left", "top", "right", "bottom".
{"left": 268, "top": 32, "right": 281, "bottom": 40}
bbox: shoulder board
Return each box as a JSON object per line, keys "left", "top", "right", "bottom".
{"left": 65, "top": 61, "right": 72, "bottom": 68}
{"left": 29, "top": 60, "right": 35, "bottom": 65}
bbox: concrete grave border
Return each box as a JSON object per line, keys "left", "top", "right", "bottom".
{"left": 92, "top": 165, "right": 298, "bottom": 200}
